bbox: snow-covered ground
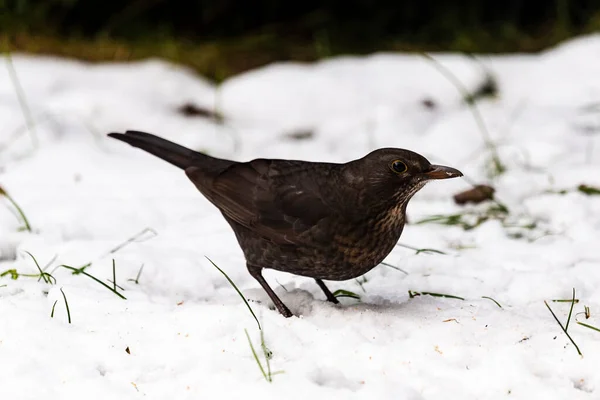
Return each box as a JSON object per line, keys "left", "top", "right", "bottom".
{"left": 1, "top": 34, "right": 600, "bottom": 399}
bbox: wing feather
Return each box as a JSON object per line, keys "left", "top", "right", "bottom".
{"left": 189, "top": 159, "right": 335, "bottom": 245}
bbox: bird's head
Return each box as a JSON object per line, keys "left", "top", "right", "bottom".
{"left": 344, "top": 148, "right": 463, "bottom": 208}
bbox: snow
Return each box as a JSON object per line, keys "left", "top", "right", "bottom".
{"left": 1, "top": 34, "right": 600, "bottom": 399}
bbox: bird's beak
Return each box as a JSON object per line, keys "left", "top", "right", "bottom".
{"left": 424, "top": 164, "right": 463, "bottom": 180}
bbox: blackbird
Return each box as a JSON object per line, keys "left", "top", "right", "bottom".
{"left": 108, "top": 130, "right": 462, "bottom": 317}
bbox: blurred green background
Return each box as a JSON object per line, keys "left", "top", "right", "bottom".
{"left": 1, "top": 0, "right": 599, "bottom": 80}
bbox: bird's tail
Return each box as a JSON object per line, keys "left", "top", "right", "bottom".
{"left": 108, "top": 130, "right": 213, "bottom": 170}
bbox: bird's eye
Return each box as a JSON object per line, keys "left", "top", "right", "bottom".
{"left": 390, "top": 160, "right": 408, "bottom": 174}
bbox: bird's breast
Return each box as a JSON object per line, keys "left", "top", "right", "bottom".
{"left": 329, "top": 205, "right": 406, "bottom": 277}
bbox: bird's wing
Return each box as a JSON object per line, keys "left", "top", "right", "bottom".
{"left": 186, "top": 159, "right": 336, "bottom": 245}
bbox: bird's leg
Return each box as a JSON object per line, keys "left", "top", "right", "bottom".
{"left": 247, "top": 264, "right": 293, "bottom": 318}
{"left": 314, "top": 278, "right": 340, "bottom": 304}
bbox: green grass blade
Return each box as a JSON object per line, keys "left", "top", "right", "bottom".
{"left": 1, "top": 269, "right": 19, "bottom": 279}
{"left": 577, "top": 184, "right": 600, "bottom": 196}
{"left": 205, "top": 256, "right": 261, "bottom": 331}
{"left": 416, "top": 248, "right": 446, "bottom": 255}
{"left": 112, "top": 259, "right": 117, "bottom": 292}
{"left": 260, "top": 329, "right": 272, "bottom": 382}
{"left": 128, "top": 264, "right": 144, "bottom": 284}
{"left": 380, "top": 262, "right": 408, "bottom": 274}
{"left": 409, "top": 290, "right": 465, "bottom": 300}
{"left": 565, "top": 288, "right": 576, "bottom": 332}
{"left": 50, "top": 300, "right": 58, "bottom": 318}
{"left": 332, "top": 289, "right": 361, "bottom": 300}
{"left": 0, "top": 188, "right": 32, "bottom": 232}
{"left": 577, "top": 321, "right": 600, "bottom": 333}
{"left": 244, "top": 329, "right": 269, "bottom": 382}
{"left": 23, "top": 251, "right": 55, "bottom": 284}
{"left": 481, "top": 296, "right": 503, "bottom": 308}
{"left": 58, "top": 264, "right": 126, "bottom": 299}
{"left": 60, "top": 288, "right": 71, "bottom": 324}
{"left": 544, "top": 300, "right": 582, "bottom": 356}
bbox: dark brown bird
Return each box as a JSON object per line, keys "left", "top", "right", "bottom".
{"left": 107, "top": 130, "right": 462, "bottom": 317}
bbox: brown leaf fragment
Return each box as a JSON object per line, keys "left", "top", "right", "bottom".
{"left": 453, "top": 185, "right": 495, "bottom": 205}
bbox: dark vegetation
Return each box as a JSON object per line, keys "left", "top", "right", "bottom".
{"left": 1, "top": 0, "right": 599, "bottom": 80}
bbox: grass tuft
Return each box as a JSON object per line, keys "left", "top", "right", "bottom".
{"left": 245, "top": 328, "right": 279, "bottom": 382}
{"left": 205, "top": 256, "right": 261, "bottom": 331}
{"left": 0, "top": 252, "right": 55, "bottom": 283}
{"left": 204, "top": 257, "right": 282, "bottom": 381}
{"left": 416, "top": 204, "right": 509, "bottom": 231}
{"left": 24, "top": 251, "right": 55, "bottom": 284}
{"left": 58, "top": 263, "right": 126, "bottom": 299}
{"left": 416, "top": 202, "right": 544, "bottom": 241}
{"left": 544, "top": 289, "right": 582, "bottom": 356}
